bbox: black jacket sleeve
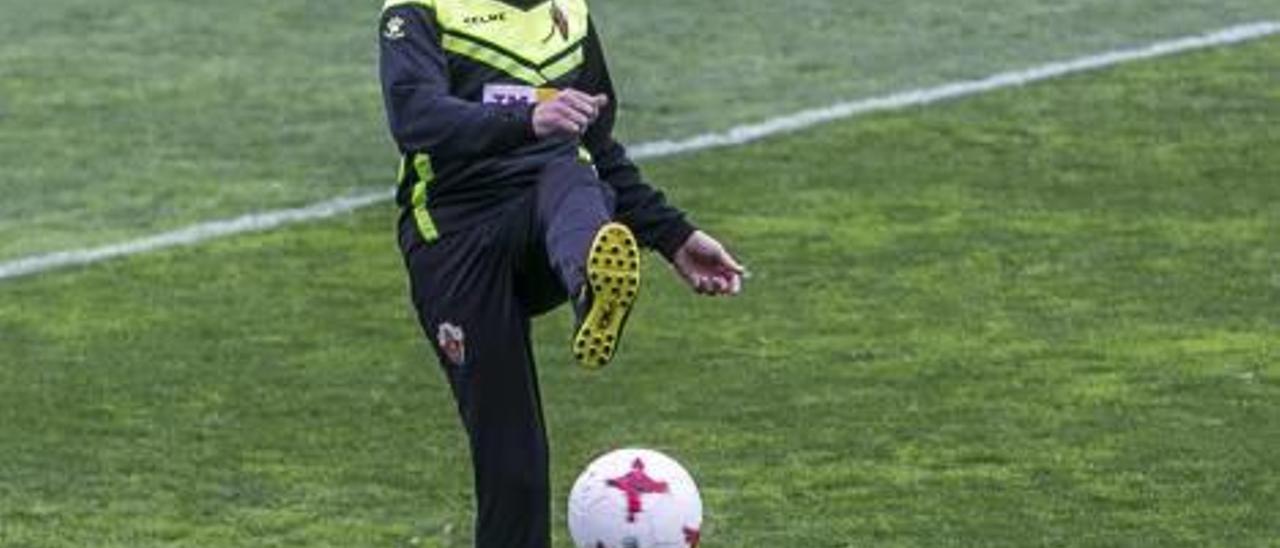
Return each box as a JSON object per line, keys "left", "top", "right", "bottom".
{"left": 379, "top": 6, "right": 537, "bottom": 158}
{"left": 578, "top": 19, "right": 696, "bottom": 261}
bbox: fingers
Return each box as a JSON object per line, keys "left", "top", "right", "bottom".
{"left": 562, "top": 89, "right": 609, "bottom": 110}
{"left": 558, "top": 89, "right": 605, "bottom": 121}
{"left": 674, "top": 231, "right": 746, "bottom": 297}
{"left": 717, "top": 253, "right": 745, "bottom": 296}
{"left": 698, "top": 273, "right": 740, "bottom": 296}
{"left": 533, "top": 103, "right": 586, "bottom": 137}
{"left": 688, "top": 231, "right": 745, "bottom": 275}
{"left": 690, "top": 275, "right": 721, "bottom": 296}
{"left": 677, "top": 263, "right": 716, "bottom": 296}
{"left": 558, "top": 104, "right": 590, "bottom": 130}
{"left": 717, "top": 248, "right": 746, "bottom": 274}
{"left": 712, "top": 275, "right": 733, "bottom": 295}
{"left": 701, "top": 234, "right": 747, "bottom": 279}
{"left": 682, "top": 268, "right": 741, "bottom": 297}
{"left": 531, "top": 89, "right": 610, "bottom": 139}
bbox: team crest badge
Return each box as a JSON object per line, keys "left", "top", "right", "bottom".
{"left": 437, "top": 322, "right": 466, "bottom": 366}
{"left": 383, "top": 15, "right": 406, "bottom": 40}
{"left": 543, "top": 1, "right": 570, "bottom": 42}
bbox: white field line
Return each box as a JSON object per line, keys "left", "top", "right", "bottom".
{"left": 0, "top": 193, "right": 391, "bottom": 280}
{"left": 1, "top": 20, "right": 1276, "bottom": 282}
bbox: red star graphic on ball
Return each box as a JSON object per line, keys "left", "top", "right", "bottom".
{"left": 606, "top": 458, "right": 670, "bottom": 523}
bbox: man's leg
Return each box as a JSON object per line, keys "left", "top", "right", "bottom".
{"left": 400, "top": 218, "right": 551, "bottom": 548}
{"left": 533, "top": 159, "right": 642, "bottom": 368}
{"left": 466, "top": 314, "right": 550, "bottom": 548}
{"left": 536, "top": 159, "right": 615, "bottom": 299}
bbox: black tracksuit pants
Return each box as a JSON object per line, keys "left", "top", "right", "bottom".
{"left": 398, "top": 157, "right": 615, "bottom": 548}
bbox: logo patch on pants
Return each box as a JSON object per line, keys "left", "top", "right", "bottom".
{"left": 437, "top": 322, "right": 466, "bottom": 366}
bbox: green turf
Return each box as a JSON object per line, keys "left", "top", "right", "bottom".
{"left": 2, "top": 31, "right": 1278, "bottom": 546}
{"left": 0, "top": 0, "right": 1275, "bottom": 262}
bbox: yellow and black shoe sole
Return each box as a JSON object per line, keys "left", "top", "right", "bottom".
{"left": 573, "top": 223, "right": 641, "bottom": 370}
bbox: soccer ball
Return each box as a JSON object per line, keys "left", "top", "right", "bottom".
{"left": 568, "top": 448, "right": 703, "bottom": 548}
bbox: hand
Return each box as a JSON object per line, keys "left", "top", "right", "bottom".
{"left": 672, "top": 231, "right": 745, "bottom": 296}
{"left": 532, "top": 89, "right": 608, "bottom": 139}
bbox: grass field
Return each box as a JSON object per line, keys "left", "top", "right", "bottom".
{"left": 1, "top": 0, "right": 1276, "bottom": 261}
{"left": 2, "top": 0, "right": 1279, "bottom": 546}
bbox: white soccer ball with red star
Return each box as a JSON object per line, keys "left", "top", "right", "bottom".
{"left": 568, "top": 448, "right": 703, "bottom": 548}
